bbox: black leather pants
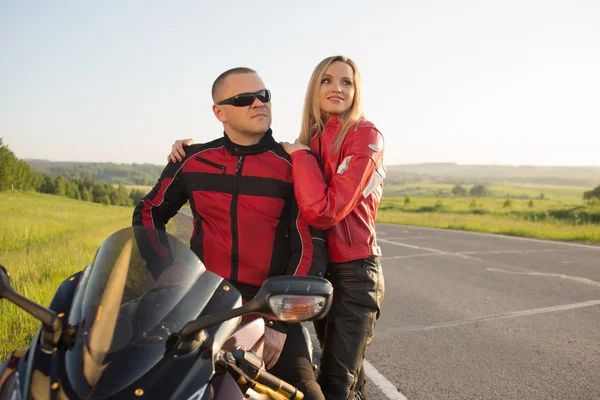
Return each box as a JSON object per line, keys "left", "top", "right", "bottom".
{"left": 314, "top": 257, "right": 385, "bottom": 399}
{"left": 269, "top": 323, "right": 325, "bottom": 400}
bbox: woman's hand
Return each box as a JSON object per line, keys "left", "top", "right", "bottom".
{"left": 168, "top": 138, "right": 196, "bottom": 163}
{"left": 280, "top": 141, "right": 310, "bottom": 155}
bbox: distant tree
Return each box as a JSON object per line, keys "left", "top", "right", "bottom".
{"left": 451, "top": 184, "right": 467, "bottom": 197}
{"left": 587, "top": 197, "right": 600, "bottom": 207}
{"left": 81, "top": 188, "right": 92, "bottom": 202}
{"left": 25, "top": 159, "right": 164, "bottom": 186}
{"left": 0, "top": 138, "right": 16, "bottom": 190}
{"left": 0, "top": 139, "right": 40, "bottom": 191}
{"left": 53, "top": 176, "right": 67, "bottom": 197}
{"left": 92, "top": 183, "right": 108, "bottom": 203}
{"left": 116, "top": 185, "right": 132, "bottom": 206}
{"left": 539, "top": 192, "right": 546, "bottom": 200}
{"left": 468, "top": 198, "right": 480, "bottom": 208}
{"left": 101, "top": 194, "right": 111, "bottom": 205}
{"left": 470, "top": 184, "right": 489, "bottom": 197}
{"left": 404, "top": 195, "right": 411, "bottom": 205}
{"left": 503, "top": 198, "right": 513, "bottom": 208}
{"left": 528, "top": 199, "right": 535, "bottom": 208}
{"left": 583, "top": 185, "right": 600, "bottom": 201}
{"left": 39, "top": 175, "right": 56, "bottom": 194}
{"left": 65, "top": 181, "right": 81, "bottom": 199}
{"left": 108, "top": 185, "right": 119, "bottom": 205}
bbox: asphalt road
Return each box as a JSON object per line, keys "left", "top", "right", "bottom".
{"left": 362, "top": 223, "right": 600, "bottom": 400}
{"left": 172, "top": 213, "right": 600, "bottom": 399}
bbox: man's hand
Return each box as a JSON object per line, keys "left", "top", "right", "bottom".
{"left": 168, "top": 138, "right": 196, "bottom": 163}
{"left": 262, "top": 326, "right": 287, "bottom": 370}
{"left": 280, "top": 141, "right": 310, "bottom": 155}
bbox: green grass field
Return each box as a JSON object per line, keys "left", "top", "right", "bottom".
{"left": 0, "top": 192, "right": 139, "bottom": 359}
{"left": 383, "top": 182, "right": 588, "bottom": 202}
{"left": 379, "top": 183, "right": 600, "bottom": 242}
{"left": 122, "top": 184, "right": 153, "bottom": 192}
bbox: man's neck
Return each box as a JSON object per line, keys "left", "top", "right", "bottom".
{"left": 225, "top": 130, "right": 265, "bottom": 146}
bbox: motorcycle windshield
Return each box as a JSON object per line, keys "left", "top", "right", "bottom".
{"left": 64, "top": 226, "right": 238, "bottom": 399}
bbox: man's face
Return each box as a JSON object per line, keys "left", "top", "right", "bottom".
{"left": 213, "top": 73, "right": 272, "bottom": 138}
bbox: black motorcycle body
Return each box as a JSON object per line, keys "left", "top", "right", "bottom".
{"left": 0, "top": 227, "right": 333, "bottom": 400}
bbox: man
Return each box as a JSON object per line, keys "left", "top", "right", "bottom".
{"left": 132, "top": 67, "right": 326, "bottom": 399}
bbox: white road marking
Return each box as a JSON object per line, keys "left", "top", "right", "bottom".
{"left": 487, "top": 268, "right": 600, "bottom": 287}
{"left": 382, "top": 253, "right": 446, "bottom": 261}
{"left": 378, "top": 238, "right": 481, "bottom": 261}
{"left": 378, "top": 223, "right": 600, "bottom": 250}
{"left": 458, "top": 248, "right": 595, "bottom": 255}
{"left": 381, "top": 246, "right": 589, "bottom": 260}
{"left": 375, "top": 223, "right": 599, "bottom": 397}
{"left": 381, "top": 236, "right": 433, "bottom": 240}
{"left": 363, "top": 359, "right": 408, "bottom": 400}
{"left": 378, "top": 238, "right": 448, "bottom": 254}
{"left": 380, "top": 299, "right": 600, "bottom": 335}
{"left": 379, "top": 232, "right": 597, "bottom": 263}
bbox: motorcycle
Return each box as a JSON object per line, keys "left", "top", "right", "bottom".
{"left": 0, "top": 226, "right": 333, "bottom": 399}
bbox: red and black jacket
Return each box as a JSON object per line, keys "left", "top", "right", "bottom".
{"left": 133, "top": 129, "right": 327, "bottom": 300}
{"left": 290, "top": 117, "right": 385, "bottom": 263}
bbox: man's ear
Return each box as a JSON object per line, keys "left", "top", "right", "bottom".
{"left": 213, "top": 104, "right": 227, "bottom": 123}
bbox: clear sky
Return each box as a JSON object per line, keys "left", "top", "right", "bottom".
{"left": 1, "top": 1, "right": 599, "bottom": 167}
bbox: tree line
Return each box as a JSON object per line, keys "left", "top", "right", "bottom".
{"left": 451, "top": 183, "right": 600, "bottom": 203}
{"left": 0, "top": 139, "right": 149, "bottom": 206}
{"left": 25, "top": 158, "right": 164, "bottom": 186}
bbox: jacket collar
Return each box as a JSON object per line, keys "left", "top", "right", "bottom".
{"left": 223, "top": 129, "right": 276, "bottom": 156}
{"left": 323, "top": 115, "right": 340, "bottom": 127}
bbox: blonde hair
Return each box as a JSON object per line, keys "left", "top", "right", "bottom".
{"left": 298, "top": 55, "right": 363, "bottom": 151}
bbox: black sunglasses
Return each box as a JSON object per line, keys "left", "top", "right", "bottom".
{"left": 217, "top": 89, "right": 271, "bottom": 107}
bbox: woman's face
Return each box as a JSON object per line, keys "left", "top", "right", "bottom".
{"left": 319, "top": 61, "right": 355, "bottom": 117}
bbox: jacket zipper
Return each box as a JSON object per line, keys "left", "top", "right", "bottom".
{"left": 196, "top": 156, "right": 227, "bottom": 173}
{"left": 230, "top": 156, "right": 244, "bottom": 282}
{"left": 319, "top": 132, "right": 323, "bottom": 162}
{"left": 342, "top": 219, "right": 352, "bottom": 246}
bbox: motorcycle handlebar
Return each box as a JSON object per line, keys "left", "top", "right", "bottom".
{"left": 254, "top": 368, "right": 303, "bottom": 400}
{"left": 220, "top": 349, "right": 304, "bottom": 400}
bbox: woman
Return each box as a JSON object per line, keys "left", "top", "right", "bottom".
{"left": 168, "top": 55, "right": 385, "bottom": 400}
{"left": 280, "top": 55, "right": 385, "bottom": 400}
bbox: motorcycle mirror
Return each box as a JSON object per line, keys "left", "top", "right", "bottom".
{"left": 253, "top": 276, "right": 333, "bottom": 322}
{"left": 178, "top": 276, "right": 333, "bottom": 340}
{"left": 0, "top": 264, "right": 62, "bottom": 347}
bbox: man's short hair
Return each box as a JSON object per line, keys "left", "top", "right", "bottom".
{"left": 211, "top": 67, "right": 257, "bottom": 102}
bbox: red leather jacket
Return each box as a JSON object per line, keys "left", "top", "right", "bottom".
{"left": 290, "top": 117, "right": 385, "bottom": 263}
{"left": 133, "top": 130, "right": 327, "bottom": 300}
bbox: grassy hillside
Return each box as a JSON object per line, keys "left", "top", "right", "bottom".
{"left": 383, "top": 183, "right": 588, "bottom": 202}
{"left": 378, "top": 184, "right": 600, "bottom": 242}
{"left": 25, "top": 159, "right": 164, "bottom": 186}
{"left": 385, "top": 163, "right": 600, "bottom": 187}
{"left": 0, "top": 192, "right": 135, "bottom": 359}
